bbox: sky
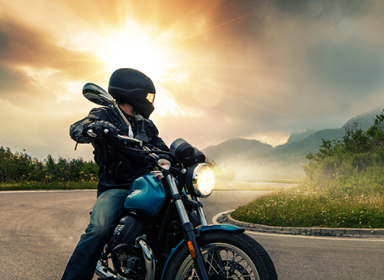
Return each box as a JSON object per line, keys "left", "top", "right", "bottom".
{"left": 1, "top": 0, "right": 384, "bottom": 162}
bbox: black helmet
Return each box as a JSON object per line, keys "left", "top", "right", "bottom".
{"left": 108, "top": 68, "right": 156, "bottom": 118}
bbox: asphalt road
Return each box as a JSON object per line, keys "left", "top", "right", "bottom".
{"left": 1, "top": 190, "right": 384, "bottom": 280}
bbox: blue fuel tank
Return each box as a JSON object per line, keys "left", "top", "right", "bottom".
{"left": 124, "top": 173, "right": 166, "bottom": 219}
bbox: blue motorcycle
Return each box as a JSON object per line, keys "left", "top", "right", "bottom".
{"left": 83, "top": 84, "right": 278, "bottom": 280}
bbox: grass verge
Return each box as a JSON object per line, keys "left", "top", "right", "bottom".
{"left": 231, "top": 180, "right": 384, "bottom": 228}
{"left": 0, "top": 181, "right": 97, "bottom": 191}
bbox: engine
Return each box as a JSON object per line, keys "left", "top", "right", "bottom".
{"left": 111, "top": 214, "right": 146, "bottom": 278}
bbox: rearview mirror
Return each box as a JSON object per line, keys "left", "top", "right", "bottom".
{"left": 82, "top": 82, "right": 134, "bottom": 137}
{"left": 83, "top": 83, "right": 115, "bottom": 106}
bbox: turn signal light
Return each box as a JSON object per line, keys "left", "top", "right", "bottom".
{"left": 187, "top": 240, "right": 197, "bottom": 259}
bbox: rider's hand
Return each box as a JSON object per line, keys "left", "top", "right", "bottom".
{"left": 87, "top": 120, "right": 118, "bottom": 140}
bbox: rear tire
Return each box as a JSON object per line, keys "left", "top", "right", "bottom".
{"left": 163, "top": 232, "right": 277, "bottom": 280}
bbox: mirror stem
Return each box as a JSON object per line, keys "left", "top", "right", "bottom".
{"left": 111, "top": 100, "right": 134, "bottom": 137}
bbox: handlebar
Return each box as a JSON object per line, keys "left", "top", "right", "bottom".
{"left": 87, "top": 128, "right": 143, "bottom": 146}
{"left": 87, "top": 128, "right": 173, "bottom": 162}
{"left": 116, "top": 134, "right": 143, "bottom": 147}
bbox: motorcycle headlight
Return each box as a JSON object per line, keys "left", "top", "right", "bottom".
{"left": 186, "top": 163, "right": 215, "bottom": 198}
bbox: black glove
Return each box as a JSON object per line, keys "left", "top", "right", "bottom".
{"left": 87, "top": 120, "right": 118, "bottom": 140}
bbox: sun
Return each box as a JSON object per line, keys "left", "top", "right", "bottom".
{"left": 66, "top": 19, "right": 185, "bottom": 116}
{"left": 97, "top": 20, "right": 177, "bottom": 82}
{"left": 91, "top": 20, "right": 185, "bottom": 117}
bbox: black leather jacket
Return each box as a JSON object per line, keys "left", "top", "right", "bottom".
{"left": 70, "top": 107, "right": 169, "bottom": 192}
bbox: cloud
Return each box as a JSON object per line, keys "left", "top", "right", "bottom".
{"left": 0, "top": 7, "right": 107, "bottom": 78}
{"left": 0, "top": 10, "right": 108, "bottom": 114}
{"left": 169, "top": 1, "right": 384, "bottom": 120}
{"left": 0, "top": 66, "right": 29, "bottom": 91}
{"left": 305, "top": 40, "right": 384, "bottom": 92}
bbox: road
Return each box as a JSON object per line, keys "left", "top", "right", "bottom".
{"left": 0, "top": 190, "right": 383, "bottom": 279}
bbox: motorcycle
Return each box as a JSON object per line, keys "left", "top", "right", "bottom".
{"left": 82, "top": 83, "right": 278, "bottom": 280}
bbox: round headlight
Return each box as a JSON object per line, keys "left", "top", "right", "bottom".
{"left": 186, "top": 163, "right": 215, "bottom": 198}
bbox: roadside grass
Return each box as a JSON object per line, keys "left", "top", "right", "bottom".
{"left": 0, "top": 181, "right": 97, "bottom": 191}
{"left": 231, "top": 180, "right": 384, "bottom": 228}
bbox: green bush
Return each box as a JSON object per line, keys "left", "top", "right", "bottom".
{"left": 304, "top": 110, "right": 384, "bottom": 182}
{"left": 0, "top": 147, "right": 98, "bottom": 183}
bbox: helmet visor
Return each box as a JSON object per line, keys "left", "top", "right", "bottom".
{"left": 146, "top": 93, "right": 155, "bottom": 103}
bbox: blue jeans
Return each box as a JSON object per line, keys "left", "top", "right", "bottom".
{"left": 61, "top": 188, "right": 130, "bottom": 280}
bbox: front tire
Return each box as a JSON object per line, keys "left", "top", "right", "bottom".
{"left": 163, "top": 232, "right": 277, "bottom": 280}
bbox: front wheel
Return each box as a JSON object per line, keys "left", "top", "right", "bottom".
{"left": 163, "top": 232, "right": 277, "bottom": 280}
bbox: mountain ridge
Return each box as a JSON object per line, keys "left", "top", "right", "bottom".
{"left": 203, "top": 109, "right": 383, "bottom": 179}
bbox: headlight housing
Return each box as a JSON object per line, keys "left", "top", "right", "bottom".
{"left": 170, "top": 138, "right": 206, "bottom": 167}
{"left": 186, "top": 163, "right": 215, "bottom": 198}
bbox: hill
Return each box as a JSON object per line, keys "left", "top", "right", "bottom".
{"left": 203, "top": 109, "right": 382, "bottom": 179}
{"left": 203, "top": 138, "right": 273, "bottom": 162}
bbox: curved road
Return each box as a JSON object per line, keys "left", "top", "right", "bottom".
{"left": 1, "top": 190, "right": 383, "bottom": 279}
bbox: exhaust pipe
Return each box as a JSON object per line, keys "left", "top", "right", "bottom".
{"left": 137, "top": 238, "right": 156, "bottom": 280}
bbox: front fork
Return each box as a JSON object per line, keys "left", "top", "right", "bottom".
{"left": 166, "top": 174, "right": 210, "bottom": 280}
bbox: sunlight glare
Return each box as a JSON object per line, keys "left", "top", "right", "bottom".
{"left": 153, "top": 88, "right": 182, "bottom": 116}
{"left": 98, "top": 20, "right": 177, "bottom": 82}
{"left": 62, "top": 19, "right": 188, "bottom": 117}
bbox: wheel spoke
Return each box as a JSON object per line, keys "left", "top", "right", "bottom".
{"left": 175, "top": 242, "right": 260, "bottom": 280}
{"left": 206, "top": 250, "right": 227, "bottom": 275}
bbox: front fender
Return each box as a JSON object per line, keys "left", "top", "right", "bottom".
{"left": 160, "top": 224, "right": 244, "bottom": 280}
{"left": 199, "top": 224, "right": 245, "bottom": 233}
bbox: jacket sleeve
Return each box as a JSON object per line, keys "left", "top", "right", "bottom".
{"left": 146, "top": 119, "right": 169, "bottom": 151}
{"left": 153, "top": 135, "right": 169, "bottom": 151}
{"left": 69, "top": 107, "right": 109, "bottom": 143}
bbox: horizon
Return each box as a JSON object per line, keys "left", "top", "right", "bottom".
{"left": 5, "top": 105, "right": 381, "bottom": 162}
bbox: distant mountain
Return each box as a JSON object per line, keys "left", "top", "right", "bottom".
{"left": 272, "top": 128, "right": 345, "bottom": 157}
{"left": 342, "top": 110, "right": 380, "bottom": 131}
{"left": 285, "top": 129, "right": 317, "bottom": 145}
{"left": 203, "top": 109, "right": 383, "bottom": 179}
{"left": 203, "top": 138, "right": 272, "bottom": 164}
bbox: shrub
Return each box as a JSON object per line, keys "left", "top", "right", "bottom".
{"left": 304, "top": 110, "right": 384, "bottom": 182}
{"left": 0, "top": 147, "right": 98, "bottom": 183}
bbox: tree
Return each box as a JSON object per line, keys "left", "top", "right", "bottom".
{"left": 304, "top": 110, "right": 384, "bottom": 181}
